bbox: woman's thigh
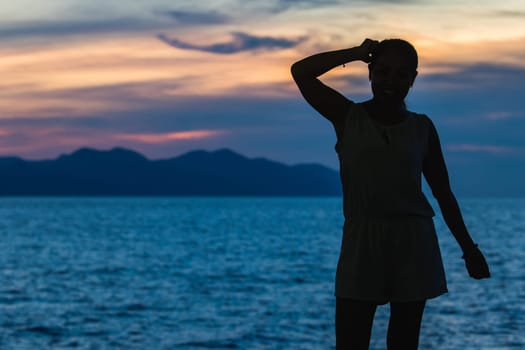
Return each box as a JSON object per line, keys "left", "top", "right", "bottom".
{"left": 336, "top": 298, "right": 378, "bottom": 350}
{"left": 387, "top": 300, "right": 426, "bottom": 350}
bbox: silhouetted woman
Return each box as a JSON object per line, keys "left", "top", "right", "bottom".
{"left": 291, "top": 39, "right": 490, "bottom": 349}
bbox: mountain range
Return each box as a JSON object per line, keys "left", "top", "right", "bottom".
{"left": 0, "top": 147, "right": 341, "bottom": 196}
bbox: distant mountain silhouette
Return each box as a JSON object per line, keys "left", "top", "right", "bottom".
{"left": 0, "top": 147, "right": 341, "bottom": 196}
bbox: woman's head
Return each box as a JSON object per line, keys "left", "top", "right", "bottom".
{"left": 368, "top": 39, "right": 418, "bottom": 106}
{"left": 369, "top": 39, "right": 418, "bottom": 73}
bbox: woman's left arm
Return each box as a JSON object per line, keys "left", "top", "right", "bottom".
{"left": 423, "top": 118, "right": 491, "bottom": 279}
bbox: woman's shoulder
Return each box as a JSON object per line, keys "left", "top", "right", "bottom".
{"left": 336, "top": 100, "right": 362, "bottom": 128}
{"left": 406, "top": 111, "right": 440, "bottom": 148}
{"left": 346, "top": 101, "right": 369, "bottom": 119}
{"left": 407, "top": 110, "right": 434, "bottom": 127}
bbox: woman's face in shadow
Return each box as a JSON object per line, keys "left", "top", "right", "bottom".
{"left": 369, "top": 51, "right": 417, "bottom": 105}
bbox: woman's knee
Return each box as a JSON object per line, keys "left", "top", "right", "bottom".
{"left": 389, "top": 300, "right": 426, "bottom": 324}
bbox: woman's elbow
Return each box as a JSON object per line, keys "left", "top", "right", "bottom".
{"left": 291, "top": 60, "right": 311, "bottom": 80}
{"left": 432, "top": 185, "right": 454, "bottom": 202}
{"left": 291, "top": 62, "right": 301, "bottom": 79}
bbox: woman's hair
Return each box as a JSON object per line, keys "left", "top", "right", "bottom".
{"left": 369, "top": 39, "right": 418, "bottom": 73}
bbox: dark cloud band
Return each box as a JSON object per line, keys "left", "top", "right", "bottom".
{"left": 0, "top": 18, "right": 156, "bottom": 38}
{"left": 157, "top": 31, "right": 306, "bottom": 54}
{"left": 161, "top": 10, "right": 230, "bottom": 25}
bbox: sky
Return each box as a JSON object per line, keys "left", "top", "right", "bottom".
{"left": 1, "top": 0, "right": 524, "bottom": 195}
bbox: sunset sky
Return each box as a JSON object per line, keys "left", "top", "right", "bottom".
{"left": 1, "top": 0, "right": 524, "bottom": 195}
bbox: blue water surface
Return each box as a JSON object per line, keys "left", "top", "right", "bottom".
{"left": 0, "top": 197, "right": 523, "bottom": 349}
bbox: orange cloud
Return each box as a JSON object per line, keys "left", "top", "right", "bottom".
{"left": 0, "top": 34, "right": 298, "bottom": 118}
{"left": 114, "top": 130, "right": 226, "bottom": 144}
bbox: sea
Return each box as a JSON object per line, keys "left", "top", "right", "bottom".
{"left": 0, "top": 197, "right": 523, "bottom": 350}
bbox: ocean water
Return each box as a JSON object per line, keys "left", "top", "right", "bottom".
{"left": 0, "top": 197, "right": 523, "bottom": 350}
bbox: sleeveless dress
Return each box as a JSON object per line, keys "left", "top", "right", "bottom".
{"left": 334, "top": 102, "right": 448, "bottom": 304}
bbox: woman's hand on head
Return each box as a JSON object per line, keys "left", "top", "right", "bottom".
{"left": 357, "top": 38, "right": 379, "bottom": 63}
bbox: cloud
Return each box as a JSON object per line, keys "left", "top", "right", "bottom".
{"left": 0, "top": 79, "right": 184, "bottom": 118}
{"left": 418, "top": 63, "right": 525, "bottom": 89}
{"left": 157, "top": 31, "right": 306, "bottom": 54}
{"left": 114, "top": 130, "right": 226, "bottom": 144}
{"left": 493, "top": 10, "right": 525, "bottom": 18}
{"left": 0, "top": 10, "right": 233, "bottom": 40}
{"left": 0, "top": 18, "right": 157, "bottom": 39}
{"left": 269, "top": 0, "right": 416, "bottom": 14}
{"left": 0, "top": 115, "right": 233, "bottom": 160}
{"left": 445, "top": 143, "right": 520, "bottom": 155}
{"left": 160, "top": 10, "right": 231, "bottom": 25}
{"left": 270, "top": 0, "right": 341, "bottom": 13}
{"left": 410, "top": 62, "right": 525, "bottom": 122}
{"left": 484, "top": 112, "right": 525, "bottom": 120}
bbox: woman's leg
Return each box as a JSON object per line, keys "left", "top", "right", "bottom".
{"left": 336, "top": 297, "right": 378, "bottom": 350}
{"left": 387, "top": 300, "right": 426, "bottom": 350}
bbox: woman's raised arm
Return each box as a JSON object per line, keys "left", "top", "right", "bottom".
{"left": 291, "top": 39, "right": 378, "bottom": 135}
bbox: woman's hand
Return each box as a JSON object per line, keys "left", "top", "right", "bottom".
{"left": 462, "top": 245, "right": 491, "bottom": 279}
{"left": 357, "top": 38, "right": 379, "bottom": 63}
